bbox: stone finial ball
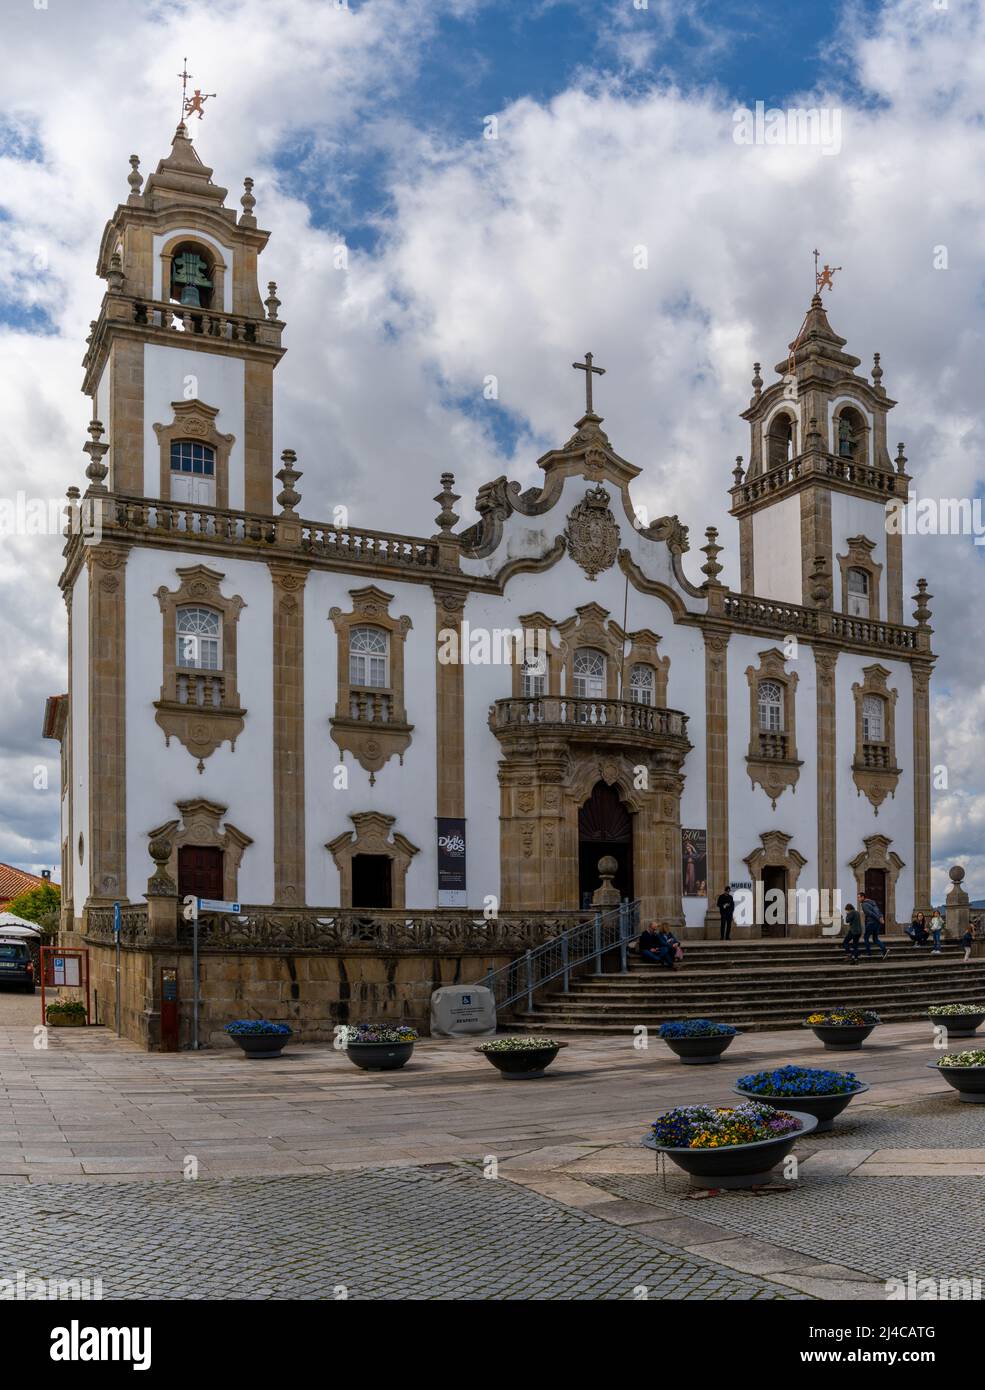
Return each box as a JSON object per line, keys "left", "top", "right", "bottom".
{"left": 597, "top": 855, "right": 618, "bottom": 877}
{"left": 949, "top": 865, "right": 966, "bottom": 884}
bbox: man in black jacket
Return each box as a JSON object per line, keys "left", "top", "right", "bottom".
{"left": 717, "top": 886, "right": 735, "bottom": 941}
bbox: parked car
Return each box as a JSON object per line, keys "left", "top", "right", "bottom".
{"left": 0, "top": 937, "right": 36, "bottom": 991}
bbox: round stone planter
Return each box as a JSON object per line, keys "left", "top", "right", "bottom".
{"left": 46, "top": 1013, "right": 85, "bottom": 1028}
{"left": 928, "top": 1061, "right": 985, "bottom": 1104}
{"left": 806, "top": 1023, "right": 876, "bottom": 1051}
{"left": 345, "top": 1040, "right": 415, "bottom": 1072}
{"left": 475, "top": 1041, "right": 568, "bottom": 1079}
{"left": 732, "top": 1082, "right": 869, "bottom": 1133}
{"left": 230, "top": 1032, "right": 291, "bottom": 1059}
{"left": 929, "top": 1013, "right": 985, "bottom": 1039}
{"left": 661, "top": 1032, "right": 737, "bottom": 1065}
{"left": 642, "top": 1110, "right": 818, "bottom": 1189}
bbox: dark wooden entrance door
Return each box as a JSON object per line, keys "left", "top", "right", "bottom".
{"left": 351, "top": 854, "right": 393, "bottom": 909}
{"left": 761, "top": 866, "right": 787, "bottom": 937}
{"left": 864, "top": 868, "right": 887, "bottom": 918}
{"left": 177, "top": 845, "right": 223, "bottom": 900}
{"left": 577, "top": 781, "right": 633, "bottom": 907}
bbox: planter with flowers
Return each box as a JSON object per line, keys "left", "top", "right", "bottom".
{"left": 658, "top": 1020, "right": 738, "bottom": 1065}
{"left": 475, "top": 1036, "right": 568, "bottom": 1079}
{"left": 805, "top": 1009, "right": 880, "bottom": 1050}
{"left": 45, "top": 999, "right": 87, "bottom": 1028}
{"left": 340, "top": 1023, "right": 419, "bottom": 1071}
{"left": 224, "top": 1020, "right": 292, "bottom": 1058}
{"left": 929, "top": 1050, "right": 985, "bottom": 1104}
{"left": 927, "top": 1004, "right": 985, "bottom": 1039}
{"left": 733, "top": 1065, "right": 869, "bottom": 1132}
{"left": 642, "top": 1102, "right": 817, "bottom": 1188}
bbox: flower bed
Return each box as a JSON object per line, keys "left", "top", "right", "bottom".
{"left": 475, "top": 1036, "right": 568, "bottom": 1078}
{"left": 733, "top": 1065, "right": 868, "bottom": 1131}
{"left": 643, "top": 1102, "right": 816, "bottom": 1187}
{"left": 658, "top": 1020, "right": 738, "bottom": 1066}
{"left": 340, "top": 1023, "right": 419, "bottom": 1071}
{"left": 45, "top": 999, "right": 86, "bottom": 1028}
{"left": 927, "top": 1005, "right": 985, "bottom": 1038}
{"left": 805, "top": 1009, "right": 880, "bottom": 1051}
{"left": 930, "top": 1050, "right": 985, "bottom": 1104}
{"left": 224, "top": 1019, "right": 292, "bottom": 1058}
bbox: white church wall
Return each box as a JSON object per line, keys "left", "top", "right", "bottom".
{"left": 123, "top": 547, "right": 275, "bottom": 904}
{"left": 71, "top": 566, "right": 90, "bottom": 911}
{"left": 303, "top": 572, "right": 438, "bottom": 908}
{"left": 142, "top": 344, "right": 245, "bottom": 507}
{"left": 752, "top": 494, "right": 803, "bottom": 604}
{"left": 835, "top": 652, "right": 915, "bottom": 918}
{"left": 829, "top": 490, "right": 890, "bottom": 620}
{"left": 726, "top": 633, "right": 820, "bottom": 924}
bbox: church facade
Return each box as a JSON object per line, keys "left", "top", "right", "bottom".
{"left": 48, "top": 124, "right": 935, "bottom": 951}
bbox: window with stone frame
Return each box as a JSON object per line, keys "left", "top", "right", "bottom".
{"left": 862, "top": 694, "right": 885, "bottom": 745}
{"left": 349, "top": 626, "right": 389, "bottom": 689}
{"left": 176, "top": 606, "right": 222, "bottom": 673}
{"left": 573, "top": 647, "right": 606, "bottom": 699}
{"left": 329, "top": 586, "right": 413, "bottom": 784}
{"left": 521, "top": 654, "right": 548, "bottom": 698}
{"left": 628, "top": 662, "right": 655, "bottom": 706}
{"left": 851, "top": 665, "right": 900, "bottom": 810}
{"left": 745, "top": 649, "right": 802, "bottom": 808}
{"left": 170, "top": 440, "right": 216, "bottom": 506}
{"left": 757, "top": 679, "right": 784, "bottom": 736}
{"left": 847, "top": 567, "right": 870, "bottom": 618}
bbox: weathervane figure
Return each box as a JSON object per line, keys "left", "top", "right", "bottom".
{"left": 814, "top": 248, "right": 842, "bottom": 293}
{"left": 177, "top": 58, "right": 216, "bottom": 122}
{"left": 572, "top": 351, "right": 606, "bottom": 415}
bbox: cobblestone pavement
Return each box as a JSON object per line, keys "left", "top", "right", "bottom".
{"left": 582, "top": 1169, "right": 985, "bottom": 1284}
{"left": 0, "top": 1167, "right": 802, "bottom": 1300}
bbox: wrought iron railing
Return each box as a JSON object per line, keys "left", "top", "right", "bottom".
{"left": 480, "top": 900, "right": 641, "bottom": 1012}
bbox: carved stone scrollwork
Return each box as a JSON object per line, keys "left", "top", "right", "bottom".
{"left": 563, "top": 485, "right": 620, "bottom": 581}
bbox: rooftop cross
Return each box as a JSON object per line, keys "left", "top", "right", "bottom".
{"left": 572, "top": 351, "right": 606, "bottom": 415}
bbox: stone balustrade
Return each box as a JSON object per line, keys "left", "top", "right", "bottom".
{"left": 491, "top": 695, "right": 689, "bottom": 744}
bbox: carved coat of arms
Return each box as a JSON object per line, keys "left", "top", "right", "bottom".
{"left": 563, "top": 485, "right": 620, "bottom": 581}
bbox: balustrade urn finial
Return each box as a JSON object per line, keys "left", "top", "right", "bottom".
{"left": 275, "top": 449, "right": 302, "bottom": 515}
{"left": 896, "top": 442, "right": 908, "bottom": 474}
{"left": 809, "top": 554, "right": 832, "bottom": 608}
{"left": 871, "top": 351, "right": 884, "bottom": 390}
{"left": 912, "top": 577, "right": 932, "bottom": 626}
{"left": 700, "top": 526, "right": 724, "bottom": 583}
{"left": 147, "top": 834, "right": 177, "bottom": 897}
{"left": 240, "top": 176, "right": 257, "bottom": 227}
{"left": 732, "top": 455, "right": 745, "bottom": 486}
{"left": 64, "top": 485, "right": 81, "bottom": 538}
{"left": 127, "top": 155, "right": 143, "bottom": 203}
{"left": 265, "top": 281, "right": 281, "bottom": 321}
{"left": 107, "top": 251, "right": 125, "bottom": 294}
{"left": 433, "top": 472, "right": 460, "bottom": 533}
{"left": 751, "top": 362, "right": 763, "bottom": 400}
{"left": 83, "top": 419, "right": 109, "bottom": 494}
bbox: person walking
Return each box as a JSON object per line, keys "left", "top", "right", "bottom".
{"left": 841, "top": 903, "right": 862, "bottom": 963}
{"left": 929, "top": 909, "right": 945, "bottom": 954}
{"left": 717, "top": 886, "right": 735, "bottom": 941}
{"left": 962, "top": 927, "right": 974, "bottom": 963}
{"left": 860, "top": 892, "right": 889, "bottom": 959}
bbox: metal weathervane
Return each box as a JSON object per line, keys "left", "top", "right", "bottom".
{"left": 178, "top": 58, "right": 217, "bottom": 123}
{"left": 814, "top": 248, "right": 842, "bottom": 294}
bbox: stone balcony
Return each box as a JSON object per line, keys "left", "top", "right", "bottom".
{"left": 489, "top": 695, "right": 690, "bottom": 755}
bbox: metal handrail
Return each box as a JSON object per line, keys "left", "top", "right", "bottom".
{"left": 481, "top": 899, "right": 641, "bottom": 1012}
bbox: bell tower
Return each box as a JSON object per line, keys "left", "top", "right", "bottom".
{"left": 81, "top": 122, "right": 285, "bottom": 515}
{"left": 729, "top": 293, "right": 911, "bottom": 623}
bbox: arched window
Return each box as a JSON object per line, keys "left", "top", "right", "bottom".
{"left": 629, "top": 662, "right": 655, "bottom": 705}
{"left": 176, "top": 607, "right": 221, "bottom": 670}
{"left": 349, "top": 626, "right": 389, "bottom": 688}
{"left": 862, "top": 694, "right": 885, "bottom": 742}
{"left": 170, "top": 440, "right": 216, "bottom": 506}
{"left": 573, "top": 648, "right": 606, "bottom": 700}
{"left": 836, "top": 406, "right": 866, "bottom": 461}
{"left": 847, "top": 567, "right": 870, "bottom": 618}
{"left": 521, "top": 655, "right": 547, "bottom": 699}
{"left": 758, "top": 679, "right": 784, "bottom": 732}
{"left": 767, "top": 413, "right": 794, "bottom": 470}
{"left": 169, "top": 243, "right": 214, "bottom": 309}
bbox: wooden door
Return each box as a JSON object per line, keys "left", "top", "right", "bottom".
{"left": 177, "top": 845, "right": 224, "bottom": 900}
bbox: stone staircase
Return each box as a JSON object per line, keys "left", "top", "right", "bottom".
{"left": 513, "top": 937, "right": 985, "bottom": 1034}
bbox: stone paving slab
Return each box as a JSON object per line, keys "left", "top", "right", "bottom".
{"left": 0, "top": 1167, "right": 804, "bottom": 1301}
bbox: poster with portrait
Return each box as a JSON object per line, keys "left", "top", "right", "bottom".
{"left": 681, "top": 828, "right": 707, "bottom": 897}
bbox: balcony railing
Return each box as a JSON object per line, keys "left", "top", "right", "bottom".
{"left": 348, "top": 689, "right": 393, "bottom": 723}
{"left": 132, "top": 298, "right": 265, "bottom": 345}
{"left": 301, "top": 522, "right": 438, "bottom": 569}
{"left": 731, "top": 452, "right": 906, "bottom": 508}
{"left": 491, "top": 696, "right": 689, "bottom": 741}
{"left": 860, "top": 741, "right": 893, "bottom": 769}
{"left": 176, "top": 671, "right": 225, "bottom": 708}
{"left": 757, "top": 731, "right": 789, "bottom": 760}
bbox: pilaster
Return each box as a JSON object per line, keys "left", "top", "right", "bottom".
{"left": 270, "top": 564, "right": 308, "bottom": 906}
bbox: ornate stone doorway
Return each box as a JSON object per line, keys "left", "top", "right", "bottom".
{"left": 864, "top": 867, "right": 887, "bottom": 918}
{"left": 577, "top": 781, "right": 633, "bottom": 907}
{"left": 761, "top": 865, "right": 788, "bottom": 938}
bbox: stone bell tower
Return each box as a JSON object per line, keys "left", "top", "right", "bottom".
{"left": 81, "top": 122, "right": 285, "bottom": 514}
{"left": 729, "top": 293, "right": 911, "bottom": 623}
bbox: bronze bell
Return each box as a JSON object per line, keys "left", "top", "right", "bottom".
{"left": 179, "top": 283, "right": 202, "bottom": 307}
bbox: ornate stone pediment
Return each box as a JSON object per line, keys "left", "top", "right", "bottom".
{"left": 563, "top": 485, "right": 620, "bottom": 581}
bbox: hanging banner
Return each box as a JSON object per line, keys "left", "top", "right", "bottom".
{"left": 681, "top": 828, "right": 708, "bottom": 897}
{"left": 437, "top": 818, "right": 467, "bottom": 907}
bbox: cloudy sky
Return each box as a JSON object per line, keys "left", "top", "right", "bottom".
{"left": 0, "top": 0, "right": 982, "bottom": 901}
